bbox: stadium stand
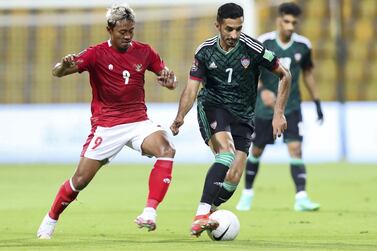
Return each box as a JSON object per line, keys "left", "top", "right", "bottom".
{"left": 0, "top": 0, "right": 376, "bottom": 103}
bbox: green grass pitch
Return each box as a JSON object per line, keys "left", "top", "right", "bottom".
{"left": 0, "top": 163, "right": 376, "bottom": 250}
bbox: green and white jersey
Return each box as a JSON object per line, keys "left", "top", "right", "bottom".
{"left": 190, "top": 33, "right": 278, "bottom": 124}
{"left": 255, "top": 31, "right": 314, "bottom": 119}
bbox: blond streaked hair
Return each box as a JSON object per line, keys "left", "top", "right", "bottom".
{"left": 106, "top": 3, "right": 135, "bottom": 29}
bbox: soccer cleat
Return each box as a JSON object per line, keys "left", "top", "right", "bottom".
{"left": 190, "top": 214, "right": 219, "bottom": 237}
{"left": 236, "top": 191, "right": 254, "bottom": 211}
{"left": 37, "top": 214, "right": 57, "bottom": 239}
{"left": 134, "top": 207, "right": 157, "bottom": 231}
{"left": 294, "top": 197, "right": 320, "bottom": 212}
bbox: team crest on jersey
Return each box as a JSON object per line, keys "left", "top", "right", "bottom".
{"left": 210, "top": 121, "right": 217, "bottom": 130}
{"left": 135, "top": 64, "right": 143, "bottom": 72}
{"left": 241, "top": 57, "right": 250, "bottom": 69}
{"left": 191, "top": 59, "right": 199, "bottom": 72}
{"left": 294, "top": 53, "right": 302, "bottom": 62}
{"left": 108, "top": 64, "right": 113, "bottom": 70}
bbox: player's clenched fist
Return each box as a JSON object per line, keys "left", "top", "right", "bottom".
{"left": 61, "top": 54, "right": 77, "bottom": 68}
{"left": 157, "top": 69, "right": 177, "bottom": 90}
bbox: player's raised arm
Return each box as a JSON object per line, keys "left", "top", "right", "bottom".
{"left": 157, "top": 67, "right": 177, "bottom": 90}
{"left": 170, "top": 78, "right": 201, "bottom": 136}
{"left": 52, "top": 54, "right": 80, "bottom": 77}
{"left": 270, "top": 62, "right": 291, "bottom": 138}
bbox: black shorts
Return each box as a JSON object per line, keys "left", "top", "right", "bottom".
{"left": 197, "top": 103, "right": 254, "bottom": 154}
{"left": 252, "top": 109, "right": 303, "bottom": 148}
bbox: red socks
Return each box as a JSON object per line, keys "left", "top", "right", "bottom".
{"left": 48, "top": 179, "right": 79, "bottom": 220}
{"left": 47, "top": 159, "right": 173, "bottom": 220}
{"left": 146, "top": 158, "right": 173, "bottom": 209}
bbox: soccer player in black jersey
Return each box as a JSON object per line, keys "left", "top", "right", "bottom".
{"left": 170, "top": 3, "right": 291, "bottom": 237}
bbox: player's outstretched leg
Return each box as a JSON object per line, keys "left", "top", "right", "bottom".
{"left": 290, "top": 158, "right": 320, "bottom": 211}
{"left": 236, "top": 155, "right": 260, "bottom": 211}
{"left": 135, "top": 158, "right": 173, "bottom": 231}
{"left": 37, "top": 179, "right": 79, "bottom": 239}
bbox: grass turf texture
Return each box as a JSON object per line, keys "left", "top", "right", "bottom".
{"left": 0, "top": 163, "right": 376, "bottom": 250}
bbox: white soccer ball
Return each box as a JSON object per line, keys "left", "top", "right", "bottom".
{"left": 207, "top": 210, "right": 240, "bottom": 241}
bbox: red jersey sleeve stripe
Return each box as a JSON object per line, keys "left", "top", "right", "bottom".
{"left": 272, "top": 58, "right": 280, "bottom": 70}
{"left": 189, "top": 75, "right": 203, "bottom": 81}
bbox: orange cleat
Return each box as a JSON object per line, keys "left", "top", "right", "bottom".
{"left": 190, "top": 214, "right": 219, "bottom": 237}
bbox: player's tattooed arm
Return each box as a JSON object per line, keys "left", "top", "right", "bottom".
{"left": 170, "top": 79, "right": 201, "bottom": 136}
{"left": 52, "top": 54, "right": 80, "bottom": 77}
{"left": 157, "top": 67, "right": 177, "bottom": 90}
{"left": 271, "top": 62, "right": 291, "bottom": 139}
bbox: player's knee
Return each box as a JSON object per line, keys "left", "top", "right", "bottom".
{"left": 157, "top": 144, "right": 176, "bottom": 158}
{"left": 217, "top": 143, "right": 235, "bottom": 154}
{"left": 251, "top": 146, "right": 264, "bottom": 157}
{"left": 71, "top": 175, "right": 90, "bottom": 190}
{"left": 289, "top": 147, "right": 302, "bottom": 158}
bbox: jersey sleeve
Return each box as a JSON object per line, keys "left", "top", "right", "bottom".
{"left": 76, "top": 47, "right": 96, "bottom": 73}
{"left": 189, "top": 52, "right": 206, "bottom": 81}
{"left": 147, "top": 46, "right": 165, "bottom": 74}
{"left": 301, "top": 49, "right": 314, "bottom": 70}
{"left": 258, "top": 47, "right": 279, "bottom": 71}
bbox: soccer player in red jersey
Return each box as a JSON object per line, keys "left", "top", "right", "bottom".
{"left": 37, "top": 4, "right": 177, "bottom": 239}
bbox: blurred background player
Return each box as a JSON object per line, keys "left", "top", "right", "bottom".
{"left": 236, "top": 2, "right": 323, "bottom": 212}
{"left": 170, "top": 3, "right": 291, "bottom": 237}
{"left": 37, "top": 3, "right": 177, "bottom": 239}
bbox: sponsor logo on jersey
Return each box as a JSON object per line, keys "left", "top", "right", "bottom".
{"left": 294, "top": 53, "right": 302, "bottom": 62}
{"left": 190, "top": 59, "right": 199, "bottom": 72}
{"left": 210, "top": 121, "right": 217, "bottom": 129}
{"left": 108, "top": 64, "right": 113, "bottom": 70}
{"left": 241, "top": 57, "right": 250, "bottom": 69}
{"left": 135, "top": 64, "right": 143, "bottom": 72}
{"left": 209, "top": 61, "right": 217, "bottom": 69}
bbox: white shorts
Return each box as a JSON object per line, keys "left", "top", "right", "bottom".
{"left": 81, "top": 120, "right": 164, "bottom": 161}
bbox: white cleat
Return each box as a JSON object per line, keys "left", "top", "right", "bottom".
{"left": 134, "top": 207, "right": 157, "bottom": 231}
{"left": 37, "top": 214, "right": 57, "bottom": 239}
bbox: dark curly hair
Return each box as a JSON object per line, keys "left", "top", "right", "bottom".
{"left": 217, "top": 3, "right": 244, "bottom": 23}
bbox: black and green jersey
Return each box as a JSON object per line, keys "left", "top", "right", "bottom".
{"left": 190, "top": 33, "right": 278, "bottom": 124}
{"left": 255, "top": 31, "right": 314, "bottom": 119}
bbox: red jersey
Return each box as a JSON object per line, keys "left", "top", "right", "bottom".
{"left": 76, "top": 40, "right": 165, "bottom": 127}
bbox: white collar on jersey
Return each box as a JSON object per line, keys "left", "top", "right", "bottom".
{"left": 107, "top": 39, "right": 133, "bottom": 47}
{"left": 275, "top": 31, "right": 294, "bottom": 50}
